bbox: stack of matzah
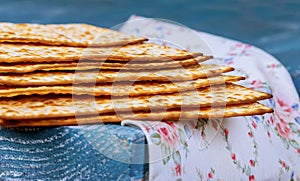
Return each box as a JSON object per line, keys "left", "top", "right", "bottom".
{"left": 0, "top": 23, "right": 273, "bottom": 127}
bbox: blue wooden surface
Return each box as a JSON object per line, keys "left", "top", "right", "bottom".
{"left": 0, "top": 125, "right": 148, "bottom": 180}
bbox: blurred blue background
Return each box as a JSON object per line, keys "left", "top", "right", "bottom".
{"left": 0, "top": 0, "right": 299, "bottom": 94}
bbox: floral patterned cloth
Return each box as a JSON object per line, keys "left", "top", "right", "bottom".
{"left": 120, "top": 15, "right": 300, "bottom": 180}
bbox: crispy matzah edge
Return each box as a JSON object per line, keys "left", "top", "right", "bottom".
{"left": 0, "top": 102, "right": 273, "bottom": 127}
{"left": 0, "top": 75, "right": 244, "bottom": 97}
{"left": 0, "top": 56, "right": 211, "bottom": 73}
{"left": 0, "top": 65, "right": 234, "bottom": 86}
{"left": 0, "top": 83, "right": 272, "bottom": 120}
{"left": 0, "top": 23, "right": 148, "bottom": 47}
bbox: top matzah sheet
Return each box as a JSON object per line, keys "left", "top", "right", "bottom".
{"left": 0, "top": 23, "right": 147, "bottom": 47}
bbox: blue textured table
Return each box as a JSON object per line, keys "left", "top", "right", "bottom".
{"left": 0, "top": 125, "right": 148, "bottom": 180}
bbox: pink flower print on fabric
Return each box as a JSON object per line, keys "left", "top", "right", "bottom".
{"left": 231, "top": 153, "right": 236, "bottom": 161}
{"left": 208, "top": 171, "right": 213, "bottom": 179}
{"left": 174, "top": 164, "right": 182, "bottom": 177}
{"left": 277, "top": 98, "right": 293, "bottom": 115}
{"left": 249, "top": 160, "right": 255, "bottom": 167}
{"left": 249, "top": 174, "right": 255, "bottom": 181}
{"left": 276, "top": 119, "right": 291, "bottom": 139}
{"left": 250, "top": 80, "right": 263, "bottom": 90}
{"left": 154, "top": 122, "right": 180, "bottom": 148}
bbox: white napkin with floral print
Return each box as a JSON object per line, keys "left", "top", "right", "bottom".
{"left": 121, "top": 15, "right": 300, "bottom": 180}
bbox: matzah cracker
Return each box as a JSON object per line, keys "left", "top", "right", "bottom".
{"left": 0, "top": 64, "right": 233, "bottom": 86}
{"left": 0, "top": 56, "right": 210, "bottom": 73}
{"left": 0, "top": 75, "right": 244, "bottom": 97}
{"left": 0, "top": 83, "right": 272, "bottom": 120}
{"left": 0, "top": 43, "right": 202, "bottom": 63}
{"left": 0, "top": 23, "right": 147, "bottom": 47}
{"left": 0, "top": 103, "right": 273, "bottom": 127}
